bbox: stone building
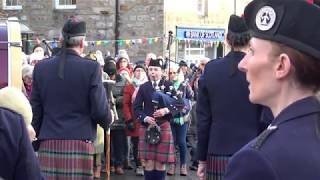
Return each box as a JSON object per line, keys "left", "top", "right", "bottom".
{"left": 0, "top": 0, "right": 251, "bottom": 63}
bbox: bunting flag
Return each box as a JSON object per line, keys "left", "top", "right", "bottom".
{"left": 22, "top": 36, "right": 164, "bottom": 47}
{"left": 22, "top": 36, "right": 223, "bottom": 48}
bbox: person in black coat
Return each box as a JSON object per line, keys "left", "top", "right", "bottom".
{"left": 31, "top": 17, "right": 112, "bottom": 179}
{"left": 0, "top": 107, "right": 43, "bottom": 180}
{"left": 196, "top": 14, "right": 266, "bottom": 180}
{"left": 224, "top": 0, "right": 320, "bottom": 180}
{"left": 133, "top": 58, "right": 175, "bottom": 180}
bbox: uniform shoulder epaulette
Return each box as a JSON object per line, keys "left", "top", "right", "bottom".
{"left": 252, "top": 125, "right": 278, "bottom": 150}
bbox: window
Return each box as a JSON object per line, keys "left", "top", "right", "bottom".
{"left": 177, "top": 41, "right": 206, "bottom": 64}
{"left": 3, "top": 0, "right": 22, "bottom": 10}
{"left": 197, "top": 0, "right": 208, "bottom": 16}
{"left": 55, "top": 0, "right": 76, "bottom": 9}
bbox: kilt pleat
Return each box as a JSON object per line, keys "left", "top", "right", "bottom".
{"left": 206, "top": 154, "right": 232, "bottom": 180}
{"left": 138, "top": 121, "right": 175, "bottom": 163}
{"left": 38, "top": 140, "right": 94, "bottom": 180}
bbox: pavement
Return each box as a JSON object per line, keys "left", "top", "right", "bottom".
{"left": 100, "top": 167, "right": 198, "bottom": 180}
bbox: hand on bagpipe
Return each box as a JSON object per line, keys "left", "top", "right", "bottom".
{"left": 151, "top": 86, "right": 191, "bottom": 117}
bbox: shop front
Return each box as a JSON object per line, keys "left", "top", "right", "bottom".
{"left": 175, "top": 26, "right": 225, "bottom": 65}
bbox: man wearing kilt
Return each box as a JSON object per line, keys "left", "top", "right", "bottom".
{"left": 31, "top": 17, "right": 112, "bottom": 180}
{"left": 133, "top": 58, "right": 175, "bottom": 180}
{"left": 196, "top": 15, "right": 267, "bottom": 180}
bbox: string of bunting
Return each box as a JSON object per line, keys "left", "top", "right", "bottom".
{"left": 5, "top": 36, "right": 223, "bottom": 48}
{"left": 22, "top": 37, "right": 164, "bottom": 48}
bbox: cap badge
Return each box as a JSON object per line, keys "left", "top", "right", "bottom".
{"left": 255, "top": 6, "right": 276, "bottom": 31}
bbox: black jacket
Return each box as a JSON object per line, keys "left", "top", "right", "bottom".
{"left": 197, "top": 51, "right": 266, "bottom": 160}
{"left": 0, "top": 108, "right": 43, "bottom": 180}
{"left": 31, "top": 49, "right": 112, "bottom": 141}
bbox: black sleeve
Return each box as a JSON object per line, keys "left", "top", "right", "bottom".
{"left": 196, "top": 68, "right": 212, "bottom": 161}
{"left": 31, "top": 64, "right": 43, "bottom": 136}
{"left": 133, "top": 84, "right": 147, "bottom": 123}
{"left": 90, "top": 63, "right": 112, "bottom": 130}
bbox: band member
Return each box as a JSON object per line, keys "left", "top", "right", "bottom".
{"left": 133, "top": 58, "right": 175, "bottom": 180}
{"left": 197, "top": 15, "right": 266, "bottom": 180}
{"left": 225, "top": 0, "right": 320, "bottom": 179}
{"left": 31, "top": 17, "right": 112, "bottom": 179}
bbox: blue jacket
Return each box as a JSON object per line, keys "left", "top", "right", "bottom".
{"left": 197, "top": 51, "right": 266, "bottom": 160}
{"left": 225, "top": 96, "right": 320, "bottom": 180}
{"left": 133, "top": 80, "right": 173, "bottom": 125}
{"left": 31, "top": 49, "right": 111, "bottom": 141}
{"left": 0, "top": 108, "right": 43, "bottom": 180}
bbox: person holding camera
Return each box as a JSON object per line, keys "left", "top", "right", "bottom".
{"left": 123, "top": 64, "right": 148, "bottom": 176}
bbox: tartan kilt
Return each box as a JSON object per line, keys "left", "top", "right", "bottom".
{"left": 206, "top": 154, "right": 232, "bottom": 180}
{"left": 138, "top": 121, "right": 175, "bottom": 163}
{"left": 38, "top": 140, "right": 94, "bottom": 180}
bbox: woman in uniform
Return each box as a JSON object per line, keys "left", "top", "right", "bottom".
{"left": 225, "top": 0, "right": 320, "bottom": 180}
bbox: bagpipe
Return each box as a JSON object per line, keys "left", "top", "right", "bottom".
{"left": 145, "top": 80, "right": 192, "bottom": 145}
{"left": 151, "top": 81, "right": 191, "bottom": 118}
{"left": 150, "top": 30, "right": 192, "bottom": 120}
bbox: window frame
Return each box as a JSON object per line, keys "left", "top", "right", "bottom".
{"left": 54, "top": 0, "right": 76, "bottom": 10}
{"left": 2, "top": 0, "right": 22, "bottom": 10}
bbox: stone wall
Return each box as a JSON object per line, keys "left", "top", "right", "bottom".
{"left": 0, "top": 0, "right": 250, "bottom": 62}
{"left": 0, "top": 0, "right": 163, "bottom": 62}
{"left": 117, "top": 0, "right": 164, "bottom": 62}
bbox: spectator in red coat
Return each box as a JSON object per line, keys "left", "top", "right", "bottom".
{"left": 123, "top": 64, "right": 148, "bottom": 176}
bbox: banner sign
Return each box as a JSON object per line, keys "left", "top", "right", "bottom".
{"left": 176, "top": 27, "right": 225, "bottom": 42}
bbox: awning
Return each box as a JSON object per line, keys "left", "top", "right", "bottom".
{"left": 20, "top": 23, "right": 34, "bottom": 34}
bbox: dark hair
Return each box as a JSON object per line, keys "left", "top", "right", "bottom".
{"left": 116, "top": 57, "right": 129, "bottom": 70}
{"left": 226, "top": 31, "right": 251, "bottom": 49}
{"left": 271, "top": 42, "right": 320, "bottom": 92}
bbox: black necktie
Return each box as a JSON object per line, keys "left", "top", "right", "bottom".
{"left": 153, "top": 81, "right": 157, "bottom": 90}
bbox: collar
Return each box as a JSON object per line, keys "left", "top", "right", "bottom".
{"left": 225, "top": 51, "right": 246, "bottom": 60}
{"left": 272, "top": 96, "right": 320, "bottom": 126}
{"left": 64, "top": 48, "right": 81, "bottom": 57}
{"left": 155, "top": 79, "right": 161, "bottom": 85}
{"left": 150, "top": 79, "right": 161, "bottom": 85}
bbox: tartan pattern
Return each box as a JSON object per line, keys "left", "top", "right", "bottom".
{"left": 38, "top": 140, "right": 94, "bottom": 180}
{"left": 138, "top": 121, "right": 175, "bottom": 163}
{"left": 206, "top": 154, "right": 232, "bottom": 180}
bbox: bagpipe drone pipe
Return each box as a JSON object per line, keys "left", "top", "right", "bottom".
{"left": 151, "top": 81, "right": 191, "bottom": 118}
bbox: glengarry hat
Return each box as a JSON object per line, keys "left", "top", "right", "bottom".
{"left": 228, "top": 14, "right": 249, "bottom": 33}
{"left": 149, "top": 58, "right": 164, "bottom": 69}
{"left": 244, "top": 0, "right": 320, "bottom": 59}
{"left": 62, "top": 17, "right": 86, "bottom": 39}
{"left": 58, "top": 17, "right": 86, "bottom": 79}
